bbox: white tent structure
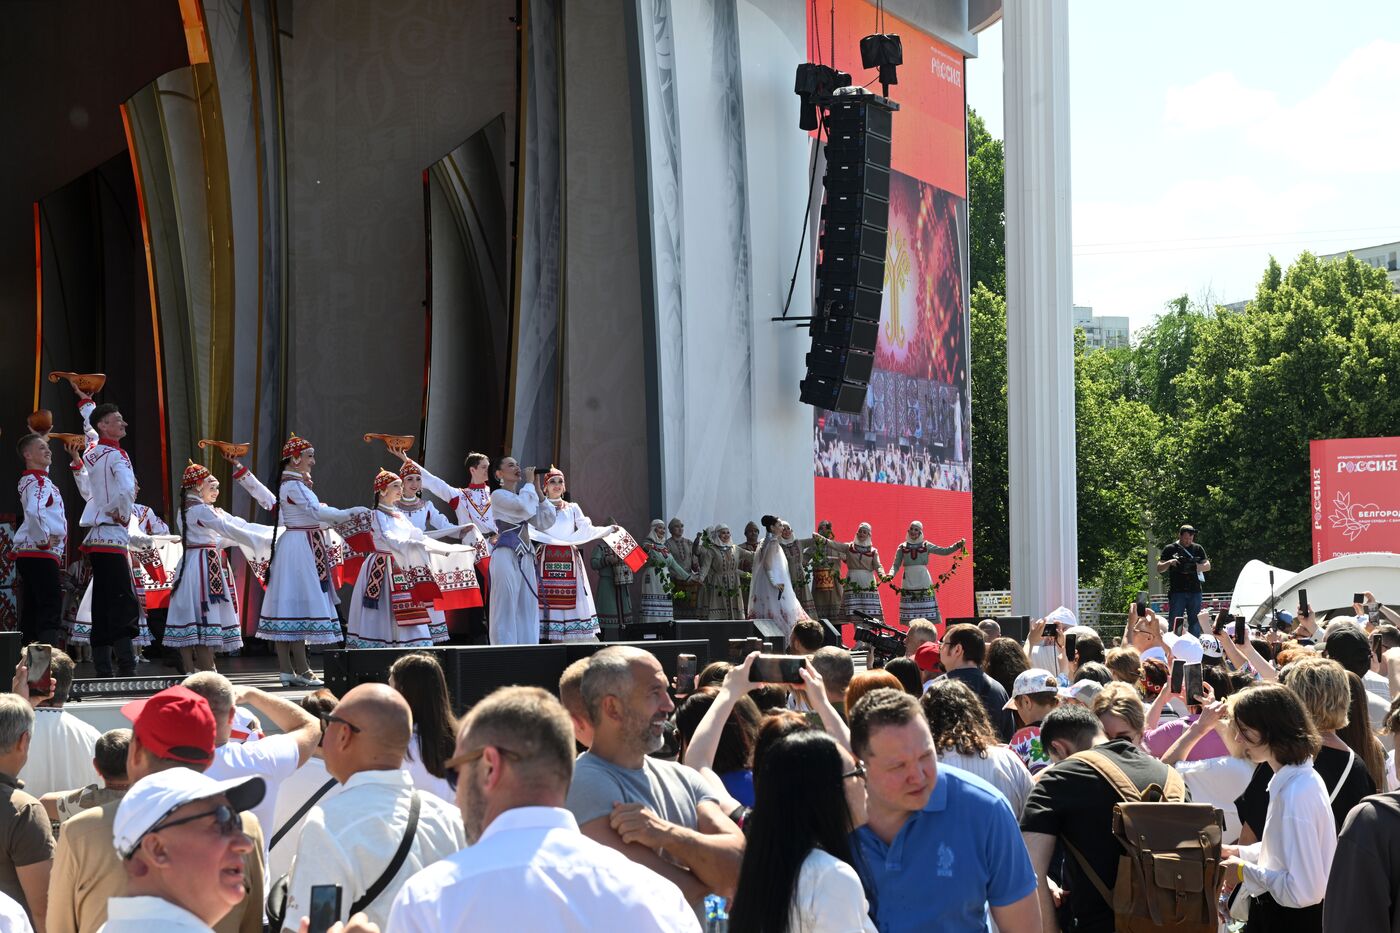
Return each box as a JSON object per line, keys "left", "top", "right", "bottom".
{"left": 1227, "top": 559, "right": 1297, "bottom": 621}
{"left": 1245, "top": 552, "right": 1400, "bottom": 628}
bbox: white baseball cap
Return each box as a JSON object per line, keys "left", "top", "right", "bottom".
{"left": 1164, "top": 631, "right": 1204, "bottom": 665}
{"left": 1045, "top": 606, "right": 1078, "bottom": 629}
{"left": 1003, "top": 668, "right": 1060, "bottom": 709}
{"left": 1198, "top": 634, "right": 1223, "bottom": 659}
{"left": 113, "top": 768, "right": 264, "bottom": 859}
{"left": 1060, "top": 679, "right": 1105, "bottom": 705}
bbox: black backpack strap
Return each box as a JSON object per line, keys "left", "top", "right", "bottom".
{"left": 350, "top": 790, "right": 421, "bottom": 916}
{"left": 269, "top": 778, "right": 338, "bottom": 851}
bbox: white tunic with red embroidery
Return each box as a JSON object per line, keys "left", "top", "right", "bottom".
{"left": 15, "top": 465, "right": 82, "bottom": 562}
{"left": 79, "top": 439, "right": 136, "bottom": 555}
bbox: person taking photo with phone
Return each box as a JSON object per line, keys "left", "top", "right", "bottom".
{"left": 1157, "top": 524, "right": 1210, "bottom": 637}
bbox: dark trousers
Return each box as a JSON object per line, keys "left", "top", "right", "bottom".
{"left": 88, "top": 552, "right": 138, "bottom": 675}
{"left": 15, "top": 557, "right": 64, "bottom": 645}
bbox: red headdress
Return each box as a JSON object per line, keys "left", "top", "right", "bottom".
{"left": 182, "top": 460, "right": 211, "bottom": 489}
{"left": 281, "top": 433, "right": 313, "bottom": 460}
{"left": 399, "top": 461, "right": 421, "bottom": 478}
{"left": 374, "top": 469, "right": 401, "bottom": 495}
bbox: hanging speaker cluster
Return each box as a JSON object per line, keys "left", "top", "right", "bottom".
{"left": 800, "top": 90, "right": 895, "bottom": 414}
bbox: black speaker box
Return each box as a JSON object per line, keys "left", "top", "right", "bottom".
{"left": 814, "top": 314, "right": 879, "bottom": 353}
{"left": 821, "top": 221, "right": 887, "bottom": 260}
{"left": 822, "top": 191, "right": 889, "bottom": 230}
{"left": 799, "top": 376, "right": 867, "bottom": 413}
{"left": 826, "top": 98, "right": 893, "bottom": 139}
{"left": 806, "top": 343, "right": 874, "bottom": 383}
{"left": 817, "top": 282, "right": 884, "bottom": 321}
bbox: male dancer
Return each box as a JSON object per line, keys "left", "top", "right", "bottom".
{"left": 15, "top": 433, "right": 85, "bottom": 644}
{"left": 79, "top": 402, "right": 140, "bottom": 675}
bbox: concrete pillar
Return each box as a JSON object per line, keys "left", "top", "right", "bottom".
{"left": 1003, "top": 0, "right": 1078, "bottom": 616}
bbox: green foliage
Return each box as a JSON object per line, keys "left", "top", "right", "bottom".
{"left": 967, "top": 109, "right": 1005, "bottom": 295}
{"left": 970, "top": 285, "right": 1010, "bottom": 588}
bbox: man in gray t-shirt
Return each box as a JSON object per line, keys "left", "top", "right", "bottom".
{"left": 567, "top": 647, "right": 744, "bottom": 904}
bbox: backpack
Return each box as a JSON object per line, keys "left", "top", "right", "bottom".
{"left": 1062, "top": 749, "right": 1224, "bottom": 933}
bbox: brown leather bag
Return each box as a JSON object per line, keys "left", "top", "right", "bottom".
{"left": 1062, "top": 749, "right": 1225, "bottom": 932}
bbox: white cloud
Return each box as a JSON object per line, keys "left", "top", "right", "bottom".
{"left": 1163, "top": 72, "right": 1280, "bottom": 133}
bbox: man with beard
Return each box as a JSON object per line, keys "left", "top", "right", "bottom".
{"left": 387, "top": 686, "right": 698, "bottom": 931}
{"left": 565, "top": 647, "right": 745, "bottom": 904}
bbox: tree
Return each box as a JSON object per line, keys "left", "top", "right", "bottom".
{"left": 970, "top": 285, "right": 1010, "bottom": 588}
{"left": 967, "top": 108, "right": 1005, "bottom": 295}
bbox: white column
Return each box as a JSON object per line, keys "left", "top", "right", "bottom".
{"left": 1003, "top": 0, "right": 1078, "bottom": 616}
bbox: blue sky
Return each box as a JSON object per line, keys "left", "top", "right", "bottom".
{"left": 966, "top": 1, "right": 1400, "bottom": 335}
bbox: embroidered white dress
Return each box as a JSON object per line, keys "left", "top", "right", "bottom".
{"left": 533, "top": 501, "right": 610, "bottom": 643}
{"left": 890, "top": 537, "right": 960, "bottom": 624}
{"left": 488, "top": 484, "right": 556, "bottom": 645}
{"left": 345, "top": 507, "right": 436, "bottom": 649}
{"left": 71, "top": 507, "right": 165, "bottom": 647}
{"left": 257, "top": 474, "right": 364, "bottom": 644}
{"left": 397, "top": 495, "right": 452, "bottom": 643}
{"left": 747, "top": 536, "right": 812, "bottom": 639}
{"left": 166, "top": 470, "right": 276, "bottom": 650}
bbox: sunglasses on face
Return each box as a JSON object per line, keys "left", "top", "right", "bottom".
{"left": 125, "top": 804, "right": 243, "bottom": 859}
{"left": 442, "top": 744, "right": 525, "bottom": 792}
{"left": 317, "top": 713, "right": 362, "bottom": 747}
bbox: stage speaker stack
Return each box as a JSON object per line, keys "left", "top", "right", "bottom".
{"left": 800, "top": 91, "right": 895, "bottom": 413}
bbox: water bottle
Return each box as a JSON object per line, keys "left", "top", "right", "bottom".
{"left": 704, "top": 894, "right": 729, "bottom": 932}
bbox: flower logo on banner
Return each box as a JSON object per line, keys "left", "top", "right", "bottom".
{"left": 1330, "top": 491, "right": 1379, "bottom": 541}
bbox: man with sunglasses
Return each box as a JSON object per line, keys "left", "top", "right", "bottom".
{"left": 104, "top": 769, "right": 264, "bottom": 931}
{"left": 47, "top": 686, "right": 267, "bottom": 933}
{"left": 280, "top": 684, "right": 464, "bottom": 931}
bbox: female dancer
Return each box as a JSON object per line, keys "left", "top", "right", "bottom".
{"left": 256, "top": 434, "right": 369, "bottom": 686}
{"left": 813, "top": 522, "right": 888, "bottom": 626}
{"left": 344, "top": 470, "right": 441, "bottom": 649}
{"left": 806, "top": 519, "right": 844, "bottom": 623}
{"left": 638, "top": 519, "right": 698, "bottom": 628}
{"left": 394, "top": 460, "right": 452, "bottom": 643}
{"left": 890, "top": 521, "right": 965, "bottom": 625}
{"left": 166, "top": 456, "right": 275, "bottom": 672}
{"left": 533, "top": 467, "right": 616, "bottom": 643}
{"left": 488, "top": 457, "right": 555, "bottom": 645}
{"left": 747, "top": 517, "right": 812, "bottom": 639}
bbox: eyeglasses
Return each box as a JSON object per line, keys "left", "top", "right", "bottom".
{"left": 842, "top": 763, "right": 867, "bottom": 781}
{"left": 125, "top": 804, "right": 243, "bottom": 859}
{"left": 318, "top": 713, "right": 362, "bottom": 747}
{"left": 442, "top": 744, "right": 524, "bottom": 791}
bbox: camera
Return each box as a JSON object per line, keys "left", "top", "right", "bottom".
{"left": 851, "top": 612, "right": 903, "bottom": 666}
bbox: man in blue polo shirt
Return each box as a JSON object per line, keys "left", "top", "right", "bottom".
{"left": 848, "top": 688, "right": 1039, "bottom": 933}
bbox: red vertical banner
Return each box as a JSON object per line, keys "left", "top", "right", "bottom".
{"left": 810, "top": 1, "right": 972, "bottom": 627}
{"left": 1310, "top": 438, "right": 1400, "bottom": 563}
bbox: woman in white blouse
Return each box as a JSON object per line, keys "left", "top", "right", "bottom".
{"left": 728, "top": 730, "right": 876, "bottom": 933}
{"left": 1220, "top": 683, "right": 1337, "bottom": 933}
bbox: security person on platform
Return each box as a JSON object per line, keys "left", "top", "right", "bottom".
{"left": 1157, "top": 524, "right": 1211, "bottom": 637}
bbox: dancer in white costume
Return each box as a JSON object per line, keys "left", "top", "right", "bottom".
{"left": 166, "top": 457, "right": 276, "bottom": 672}
{"left": 393, "top": 460, "right": 452, "bottom": 643}
{"left": 890, "top": 521, "right": 964, "bottom": 625}
{"left": 747, "top": 517, "right": 813, "bottom": 639}
{"left": 532, "top": 467, "right": 616, "bottom": 643}
{"left": 407, "top": 451, "right": 497, "bottom": 643}
{"left": 487, "top": 457, "right": 555, "bottom": 645}
{"left": 345, "top": 470, "right": 439, "bottom": 649}
{"left": 256, "top": 434, "right": 369, "bottom": 686}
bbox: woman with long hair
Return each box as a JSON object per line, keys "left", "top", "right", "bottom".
{"left": 920, "top": 678, "right": 1033, "bottom": 816}
{"left": 984, "top": 637, "right": 1031, "bottom": 696}
{"left": 388, "top": 652, "right": 459, "bottom": 803}
{"left": 728, "top": 730, "right": 875, "bottom": 933}
{"left": 1221, "top": 683, "right": 1336, "bottom": 932}
{"left": 256, "top": 434, "right": 369, "bottom": 686}
{"left": 747, "top": 517, "right": 812, "bottom": 639}
{"left": 1339, "top": 670, "right": 1387, "bottom": 790}
{"left": 165, "top": 455, "right": 276, "bottom": 672}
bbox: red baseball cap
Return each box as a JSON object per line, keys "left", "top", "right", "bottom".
{"left": 914, "top": 642, "right": 942, "bottom": 673}
{"left": 121, "top": 686, "right": 216, "bottom": 766}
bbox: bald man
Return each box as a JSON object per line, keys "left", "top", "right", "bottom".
{"left": 280, "top": 684, "right": 465, "bottom": 932}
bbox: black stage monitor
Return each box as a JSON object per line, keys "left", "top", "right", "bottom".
{"left": 673, "top": 619, "right": 767, "bottom": 664}
{"left": 565, "top": 639, "right": 712, "bottom": 677}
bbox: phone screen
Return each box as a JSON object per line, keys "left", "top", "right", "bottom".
{"left": 1063, "top": 632, "right": 1078, "bottom": 662}
{"left": 1213, "top": 608, "right": 1229, "bottom": 635}
{"left": 1184, "top": 663, "right": 1204, "bottom": 705}
{"left": 727, "top": 639, "right": 748, "bottom": 664}
{"left": 1174, "top": 616, "right": 1186, "bottom": 636}
{"left": 750, "top": 654, "right": 806, "bottom": 684}
{"left": 1135, "top": 591, "right": 1148, "bottom": 617}
{"left": 1170, "top": 659, "right": 1186, "bottom": 695}
{"left": 25, "top": 645, "right": 52, "bottom": 694}
{"left": 1298, "top": 588, "right": 1309, "bottom": 614}
{"left": 1355, "top": 593, "right": 1366, "bottom": 606}
{"left": 676, "top": 654, "right": 697, "bottom": 695}
{"left": 1043, "top": 622, "right": 1059, "bottom": 638}
{"left": 1234, "top": 616, "right": 1249, "bottom": 645}
{"left": 308, "top": 884, "right": 342, "bottom": 933}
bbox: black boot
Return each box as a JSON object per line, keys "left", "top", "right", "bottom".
{"left": 93, "top": 645, "right": 115, "bottom": 678}
{"left": 114, "top": 638, "right": 137, "bottom": 677}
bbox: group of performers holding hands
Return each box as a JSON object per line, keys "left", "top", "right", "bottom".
{"left": 13, "top": 373, "right": 967, "bottom": 684}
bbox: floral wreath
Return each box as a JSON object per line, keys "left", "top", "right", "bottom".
{"left": 887, "top": 541, "right": 969, "bottom": 595}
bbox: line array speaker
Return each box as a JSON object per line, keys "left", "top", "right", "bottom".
{"left": 801, "top": 91, "right": 896, "bottom": 413}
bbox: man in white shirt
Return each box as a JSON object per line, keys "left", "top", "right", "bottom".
{"left": 281, "top": 683, "right": 464, "bottom": 931}
{"left": 181, "top": 674, "right": 321, "bottom": 862}
{"left": 388, "top": 685, "right": 698, "bottom": 932}
{"left": 104, "top": 768, "right": 265, "bottom": 932}
{"left": 15, "top": 650, "right": 101, "bottom": 800}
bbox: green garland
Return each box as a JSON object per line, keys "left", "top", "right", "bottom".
{"left": 886, "top": 542, "right": 969, "bottom": 595}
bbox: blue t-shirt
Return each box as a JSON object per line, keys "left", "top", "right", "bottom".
{"left": 719, "top": 769, "right": 755, "bottom": 808}
{"left": 852, "top": 764, "right": 1037, "bottom": 932}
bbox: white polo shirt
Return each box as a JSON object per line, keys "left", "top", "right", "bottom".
{"left": 387, "top": 806, "right": 699, "bottom": 933}
{"left": 22, "top": 708, "right": 101, "bottom": 800}
{"left": 98, "top": 895, "right": 213, "bottom": 932}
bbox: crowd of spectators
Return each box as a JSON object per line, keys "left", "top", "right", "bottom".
{"left": 6, "top": 593, "right": 1400, "bottom": 932}
{"left": 814, "top": 433, "right": 971, "bottom": 491}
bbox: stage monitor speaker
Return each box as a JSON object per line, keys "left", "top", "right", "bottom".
{"left": 0, "top": 633, "right": 20, "bottom": 691}
{"left": 752, "top": 619, "right": 786, "bottom": 642}
{"left": 673, "top": 619, "right": 774, "bottom": 665}
{"left": 814, "top": 617, "right": 844, "bottom": 647}
{"left": 944, "top": 615, "right": 1031, "bottom": 643}
{"left": 566, "top": 639, "right": 712, "bottom": 676}
{"left": 449, "top": 645, "right": 571, "bottom": 711}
